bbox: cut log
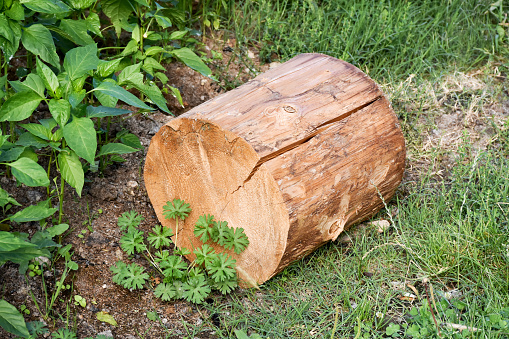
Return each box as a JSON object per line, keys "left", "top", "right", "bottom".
{"left": 144, "top": 53, "right": 406, "bottom": 286}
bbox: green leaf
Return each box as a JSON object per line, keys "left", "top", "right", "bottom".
{"left": 0, "top": 187, "right": 20, "bottom": 208}
{"left": 119, "top": 133, "right": 142, "bottom": 149}
{"left": 63, "top": 116, "right": 97, "bottom": 164}
{"left": 96, "top": 311, "right": 117, "bottom": 326}
{"left": 4, "top": 157, "right": 49, "bottom": 187}
{"left": 66, "top": 0, "right": 95, "bottom": 10}
{"left": 168, "top": 30, "right": 188, "bottom": 40}
{"left": 94, "top": 81, "right": 152, "bottom": 110}
{"left": 0, "top": 300, "right": 29, "bottom": 338}
{"left": 86, "top": 105, "right": 131, "bottom": 118}
{"left": 20, "top": 123, "right": 51, "bottom": 141}
{"left": 0, "top": 91, "right": 42, "bottom": 122}
{"left": 58, "top": 150, "right": 84, "bottom": 196}
{"left": 214, "top": 277, "right": 238, "bottom": 295}
{"left": 171, "top": 47, "right": 214, "bottom": 79}
{"left": 206, "top": 253, "right": 236, "bottom": 283}
{"left": 154, "top": 14, "right": 172, "bottom": 29}
{"left": 154, "top": 283, "right": 176, "bottom": 301}
{"left": 194, "top": 244, "right": 216, "bottom": 266}
{"left": 68, "top": 89, "right": 86, "bottom": 108}
{"left": 160, "top": 255, "right": 187, "bottom": 280}
{"left": 120, "top": 229, "right": 146, "bottom": 255}
{"left": 101, "top": 0, "right": 134, "bottom": 36}
{"left": 142, "top": 57, "right": 165, "bottom": 76}
{"left": 147, "top": 225, "right": 173, "bottom": 249}
{"left": 20, "top": 0, "right": 71, "bottom": 14}
{"left": 63, "top": 44, "right": 98, "bottom": 80}
{"left": 194, "top": 214, "right": 216, "bottom": 243}
{"left": 9, "top": 204, "right": 57, "bottom": 222}
{"left": 59, "top": 19, "right": 95, "bottom": 46}
{"left": 48, "top": 99, "right": 71, "bottom": 127}
{"left": 36, "top": 58, "right": 59, "bottom": 97}
{"left": 97, "top": 58, "right": 122, "bottom": 78}
{"left": 0, "top": 14, "right": 13, "bottom": 44}
{"left": 182, "top": 275, "right": 210, "bottom": 304}
{"left": 5, "top": 2, "right": 24, "bottom": 21}
{"left": 110, "top": 261, "right": 148, "bottom": 290}
{"left": 46, "top": 223, "right": 69, "bottom": 237}
{"left": 145, "top": 46, "right": 164, "bottom": 56}
{"left": 138, "top": 84, "right": 170, "bottom": 113}
{"left": 223, "top": 227, "right": 250, "bottom": 254}
{"left": 21, "top": 24, "right": 60, "bottom": 68}
{"left": 16, "top": 73, "right": 45, "bottom": 98}
{"left": 120, "top": 39, "right": 138, "bottom": 56}
{"left": 0, "top": 145, "right": 25, "bottom": 162}
{"left": 96, "top": 143, "right": 139, "bottom": 157}
{"left": 117, "top": 62, "right": 143, "bottom": 87}
{"left": 16, "top": 132, "right": 48, "bottom": 148}
{"left": 163, "top": 199, "right": 191, "bottom": 221}
{"left": 117, "top": 211, "right": 143, "bottom": 231}
{"left": 168, "top": 85, "right": 183, "bottom": 108}
{"left": 85, "top": 12, "right": 102, "bottom": 37}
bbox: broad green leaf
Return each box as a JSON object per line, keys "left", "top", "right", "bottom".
{"left": 20, "top": 123, "right": 51, "bottom": 140}
{"left": 5, "top": 1, "right": 25, "bottom": 21}
{"left": 0, "top": 19, "right": 20, "bottom": 59}
{"left": 36, "top": 57, "right": 59, "bottom": 97}
{"left": 96, "top": 143, "right": 139, "bottom": 157}
{"left": 132, "top": 24, "right": 140, "bottom": 43}
{"left": 21, "top": 24, "right": 60, "bottom": 68}
{"left": 66, "top": 0, "right": 95, "bottom": 10}
{"left": 120, "top": 133, "right": 142, "bottom": 149}
{"left": 63, "top": 44, "right": 98, "bottom": 80}
{"left": 0, "top": 91, "right": 42, "bottom": 122}
{"left": 120, "top": 39, "right": 138, "bottom": 56}
{"left": 0, "top": 145, "right": 25, "bottom": 162}
{"left": 117, "top": 62, "right": 143, "bottom": 86}
{"left": 0, "top": 231, "right": 36, "bottom": 252}
{"left": 132, "top": 0, "right": 149, "bottom": 7}
{"left": 68, "top": 89, "right": 86, "bottom": 108}
{"left": 155, "top": 72, "right": 168, "bottom": 84}
{"left": 145, "top": 46, "right": 164, "bottom": 56}
{"left": 86, "top": 105, "right": 131, "bottom": 118}
{"left": 154, "top": 14, "right": 172, "bottom": 29}
{"left": 4, "top": 157, "right": 50, "bottom": 187}
{"left": 96, "top": 311, "right": 117, "bottom": 326}
{"left": 20, "top": 0, "right": 71, "bottom": 14}
{"left": 19, "top": 148, "right": 38, "bottom": 162}
{"left": 142, "top": 57, "right": 165, "bottom": 76}
{"left": 139, "top": 84, "right": 170, "bottom": 113}
{"left": 169, "top": 30, "right": 188, "bottom": 40}
{"left": 15, "top": 132, "right": 48, "bottom": 148}
{"left": 63, "top": 117, "right": 97, "bottom": 164}
{"left": 60, "top": 19, "right": 95, "bottom": 46}
{"left": 172, "top": 47, "right": 215, "bottom": 79}
{"left": 10, "top": 73, "right": 45, "bottom": 98}
{"left": 46, "top": 223, "right": 69, "bottom": 237}
{"left": 48, "top": 99, "right": 70, "bottom": 127}
{"left": 0, "top": 299, "right": 29, "bottom": 338}
{"left": 9, "top": 204, "right": 57, "bottom": 222}
{"left": 101, "top": 0, "right": 134, "bottom": 36}
{"left": 168, "top": 85, "right": 183, "bottom": 108}
{"left": 58, "top": 150, "right": 84, "bottom": 196}
{"left": 0, "top": 13, "right": 13, "bottom": 44}
{"left": 85, "top": 12, "right": 102, "bottom": 37}
{"left": 97, "top": 58, "right": 122, "bottom": 78}
{"left": 94, "top": 81, "right": 152, "bottom": 110}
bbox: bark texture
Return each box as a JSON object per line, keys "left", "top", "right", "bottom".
{"left": 144, "top": 53, "right": 406, "bottom": 286}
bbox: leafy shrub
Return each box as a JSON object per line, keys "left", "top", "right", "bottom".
{"left": 111, "top": 199, "right": 250, "bottom": 304}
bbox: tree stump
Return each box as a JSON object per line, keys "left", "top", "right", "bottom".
{"left": 144, "top": 53, "right": 406, "bottom": 287}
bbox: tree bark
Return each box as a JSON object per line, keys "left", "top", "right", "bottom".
{"left": 144, "top": 53, "right": 406, "bottom": 286}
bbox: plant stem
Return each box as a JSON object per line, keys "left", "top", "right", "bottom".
{"left": 47, "top": 151, "right": 53, "bottom": 197}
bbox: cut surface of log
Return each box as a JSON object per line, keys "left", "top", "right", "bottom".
{"left": 144, "top": 53, "right": 406, "bottom": 286}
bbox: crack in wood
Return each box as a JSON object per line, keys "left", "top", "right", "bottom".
{"left": 231, "top": 96, "right": 382, "bottom": 194}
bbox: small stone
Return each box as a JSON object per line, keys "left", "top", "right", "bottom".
{"left": 102, "top": 284, "right": 107, "bottom": 288}
{"left": 162, "top": 318, "right": 168, "bottom": 324}
{"left": 127, "top": 181, "right": 138, "bottom": 188}
{"left": 201, "top": 79, "right": 207, "bottom": 86}
{"left": 368, "top": 220, "right": 391, "bottom": 233}
{"left": 97, "top": 330, "right": 113, "bottom": 338}
{"left": 26, "top": 190, "right": 43, "bottom": 203}
{"left": 247, "top": 50, "right": 255, "bottom": 59}
{"left": 269, "top": 62, "right": 281, "bottom": 69}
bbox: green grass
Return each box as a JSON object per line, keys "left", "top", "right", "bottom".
{"left": 202, "top": 147, "right": 509, "bottom": 338}
{"left": 226, "top": 0, "right": 505, "bottom": 82}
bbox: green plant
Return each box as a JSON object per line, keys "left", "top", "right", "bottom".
{"left": 111, "top": 199, "right": 250, "bottom": 305}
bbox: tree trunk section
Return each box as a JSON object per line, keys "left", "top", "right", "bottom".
{"left": 144, "top": 53, "right": 406, "bottom": 286}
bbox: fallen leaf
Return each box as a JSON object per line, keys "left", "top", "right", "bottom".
{"left": 399, "top": 292, "right": 417, "bottom": 302}
{"left": 96, "top": 311, "right": 117, "bottom": 326}
{"left": 368, "top": 220, "right": 391, "bottom": 233}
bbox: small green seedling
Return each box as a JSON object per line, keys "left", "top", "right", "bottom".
{"left": 19, "top": 305, "right": 30, "bottom": 315}
{"left": 74, "top": 295, "right": 86, "bottom": 308}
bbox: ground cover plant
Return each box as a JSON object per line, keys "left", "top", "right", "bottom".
{"left": 0, "top": 0, "right": 509, "bottom": 338}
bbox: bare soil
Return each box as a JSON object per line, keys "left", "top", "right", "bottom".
{"left": 1, "top": 36, "right": 507, "bottom": 338}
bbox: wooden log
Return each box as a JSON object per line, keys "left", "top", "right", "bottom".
{"left": 144, "top": 53, "right": 406, "bottom": 286}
